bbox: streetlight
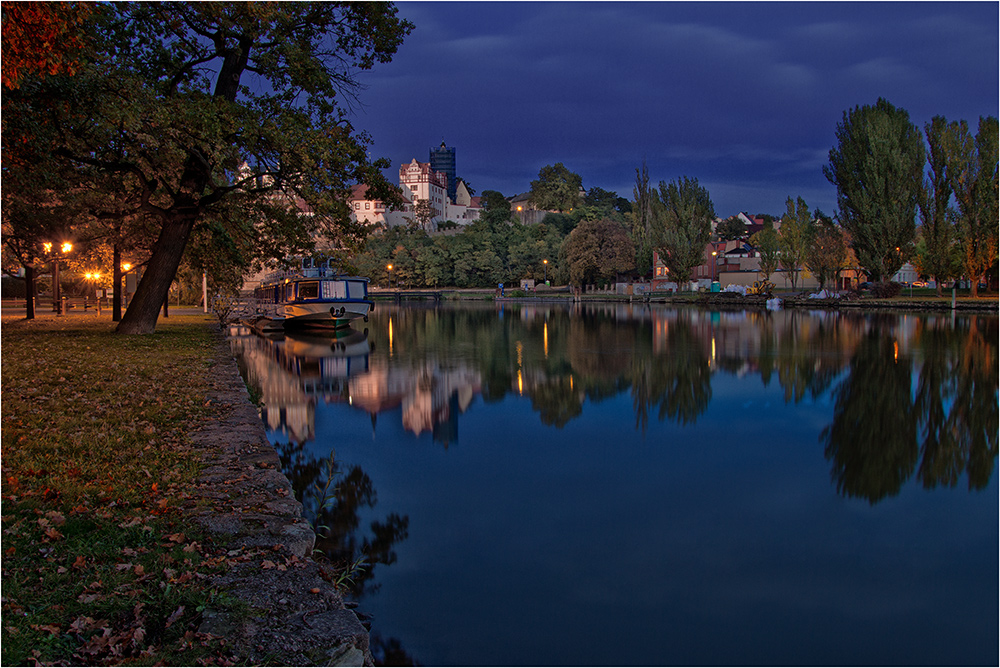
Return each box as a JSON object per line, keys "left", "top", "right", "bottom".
{"left": 711, "top": 250, "right": 718, "bottom": 283}
{"left": 85, "top": 272, "right": 102, "bottom": 313}
{"left": 42, "top": 241, "right": 73, "bottom": 314}
{"left": 387, "top": 263, "right": 393, "bottom": 290}
{"left": 543, "top": 259, "right": 548, "bottom": 285}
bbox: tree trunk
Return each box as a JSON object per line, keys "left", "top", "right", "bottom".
{"left": 113, "top": 243, "right": 122, "bottom": 321}
{"left": 24, "top": 264, "right": 36, "bottom": 320}
{"left": 116, "top": 213, "right": 196, "bottom": 334}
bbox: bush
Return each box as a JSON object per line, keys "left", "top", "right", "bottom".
{"left": 870, "top": 281, "right": 902, "bottom": 298}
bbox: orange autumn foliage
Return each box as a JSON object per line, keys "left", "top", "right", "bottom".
{"left": 1, "top": 1, "right": 92, "bottom": 89}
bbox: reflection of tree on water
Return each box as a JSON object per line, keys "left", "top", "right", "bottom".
{"left": 631, "top": 313, "right": 712, "bottom": 430}
{"left": 918, "top": 316, "right": 998, "bottom": 491}
{"left": 822, "top": 316, "right": 998, "bottom": 503}
{"left": 821, "top": 330, "right": 918, "bottom": 503}
{"left": 273, "top": 441, "right": 409, "bottom": 598}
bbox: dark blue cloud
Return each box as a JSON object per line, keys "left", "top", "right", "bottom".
{"left": 352, "top": 2, "right": 998, "bottom": 217}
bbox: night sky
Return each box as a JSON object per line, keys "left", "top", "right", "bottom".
{"left": 350, "top": 1, "right": 998, "bottom": 218}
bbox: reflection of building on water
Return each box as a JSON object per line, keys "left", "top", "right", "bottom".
{"left": 228, "top": 325, "right": 482, "bottom": 445}
{"left": 349, "top": 360, "right": 481, "bottom": 442}
{"left": 229, "top": 325, "right": 371, "bottom": 444}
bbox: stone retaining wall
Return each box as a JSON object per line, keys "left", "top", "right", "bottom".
{"left": 185, "top": 324, "right": 372, "bottom": 666}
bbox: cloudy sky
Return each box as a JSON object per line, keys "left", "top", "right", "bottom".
{"left": 350, "top": 2, "right": 998, "bottom": 218}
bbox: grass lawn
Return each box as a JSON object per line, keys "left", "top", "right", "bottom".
{"left": 2, "top": 314, "right": 241, "bottom": 665}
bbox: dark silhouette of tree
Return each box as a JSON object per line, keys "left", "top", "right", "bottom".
{"left": 822, "top": 328, "right": 918, "bottom": 503}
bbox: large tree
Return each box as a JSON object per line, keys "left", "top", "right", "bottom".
{"left": 6, "top": 3, "right": 413, "bottom": 334}
{"left": 630, "top": 160, "right": 655, "bottom": 275}
{"left": 805, "top": 218, "right": 848, "bottom": 290}
{"left": 560, "top": 218, "right": 635, "bottom": 289}
{"left": 529, "top": 163, "right": 583, "bottom": 213}
{"left": 824, "top": 98, "right": 925, "bottom": 282}
{"left": 652, "top": 176, "right": 714, "bottom": 286}
{"left": 778, "top": 196, "right": 812, "bottom": 289}
{"left": 750, "top": 224, "right": 781, "bottom": 280}
{"left": 947, "top": 116, "right": 998, "bottom": 298}
{"left": 918, "top": 116, "right": 959, "bottom": 296}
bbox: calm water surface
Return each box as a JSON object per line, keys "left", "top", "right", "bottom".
{"left": 229, "top": 303, "right": 998, "bottom": 666}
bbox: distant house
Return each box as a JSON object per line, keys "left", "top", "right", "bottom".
{"left": 737, "top": 212, "right": 779, "bottom": 237}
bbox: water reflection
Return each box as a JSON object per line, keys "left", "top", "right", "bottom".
{"left": 229, "top": 306, "right": 997, "bottom": 665}
{"left": 231, "top": 308, "right": 998, "bottom": 508}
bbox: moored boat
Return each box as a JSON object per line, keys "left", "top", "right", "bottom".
{"left": 248, "top": 261, "right": 374, "bottom": 331}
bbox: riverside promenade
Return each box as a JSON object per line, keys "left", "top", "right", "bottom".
{"left": 1, "top": 305, "right": 373, "bottom": 666}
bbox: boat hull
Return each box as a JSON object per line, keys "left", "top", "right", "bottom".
{"left": 283, "top": 299, "right": 372, "bottom": 329}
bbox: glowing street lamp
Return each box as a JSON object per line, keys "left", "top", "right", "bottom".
{"left": 42, "top": 241, "right": 73, "bottom": 314}
{"left": 711, "top": 250, "right": 718, "bottom": 282}
{"left": 387, "top": 263, "right": 393, "bottom": 290}
{"left": 543, "top": 258, "right": 548, "bottom": 284}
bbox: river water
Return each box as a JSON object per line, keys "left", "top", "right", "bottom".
{"left": 229, "top": 302, "right": 998, "bottom": 666}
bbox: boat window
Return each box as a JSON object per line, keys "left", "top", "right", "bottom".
{"left": 285, "top": 284, "right": 295, "bottom": 302}
{"left": 347, "top": 281, "right": 367, "bottom": 299}
{"left": 298, "top": 282, "right": 320, "bottom": 300}
{"left": 323, "top": 281, "right": 347, "bottom": 299}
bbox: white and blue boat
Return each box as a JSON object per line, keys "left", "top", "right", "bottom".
{"left": 248, "top": 260, "right": 374, "bottom": 332}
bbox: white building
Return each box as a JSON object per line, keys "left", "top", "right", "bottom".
{"left": 347, "top": 159, "right": 481, "bottom": 232}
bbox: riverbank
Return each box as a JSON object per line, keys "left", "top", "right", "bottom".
{"left": 0, "top": 311, "right": 371, "bottom": 666}
{"left": 367, "top": 287, "right": 998, "bottom": 312}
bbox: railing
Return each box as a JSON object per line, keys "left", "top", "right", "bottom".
{"left": 260, "top": 267, "right": 366, "bottom": 283}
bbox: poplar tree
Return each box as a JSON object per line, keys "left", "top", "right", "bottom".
{"left": 652, "top": 176, "right": 714, "bottom": 286}
{"left": 778, "top": 196, "right": 812, "bottom": 289}
{"left": 918, "top": 116, "right": 959, "bottom": 296}
{"left": 947, "top": 116, "right": 998, "bottom": 298}
{"left": 630, "top": 160, "right": 654, "bottom": 274}
{"left": 824, "top": 98, "right": 925, "bottom": 282}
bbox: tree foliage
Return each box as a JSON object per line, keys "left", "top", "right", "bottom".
{"left": 560, "top": 218, "right": 635, "bottom": 288}
{"left": 750, "top": 224, "right": 781, "bottom": 279}
{"left": 918, "top": 116, "right": 959, "bottom": 296}
{"left": 805, "top": 219, "right": 848, "bottom": 290}
{"left": 529, "top": 163, "right": 583, "bottom": 213}
{"left": 5, "top": 2, "right": 413, "bottom": 334}
{"left": 1, "top": 2, "right": 92, "bottom": 89}
{"left": 825, "top": 98, "right": 925, "bottom": 282}
{"left": 716, "top": 215, "right": 747, "bottom": 241}
{"left": 947, "top": 116, "right": 998, "bottom": 298}
{"left": 778, "top": 196, "right": 812, "bottom": 289}
{"left": 651, "top": 176, "right": 714, "bottom": 285}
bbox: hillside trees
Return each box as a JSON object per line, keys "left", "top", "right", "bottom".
{"left": 825, "top": 98, "right": 925, "bottom": 282}
{"left": 6, "top": 2, "right": 413, "bottom": 334}
{"left": 651, "top": 176, "right": 715, "bottom": 285}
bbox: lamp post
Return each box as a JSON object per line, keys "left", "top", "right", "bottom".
{"left": 387, "top": 263, "right": 393, "bottom": 290}
{"left": 543, "top": 259, "right": 548, "bottom": 285}
{"left": 85, "top": 272, "right": 102, "bottom": 313}
{"left": 43, "top": 241, "right": 73, "bottom": 315}
{"left": 711, "top": 250, "right": 718, "bottom": 283}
